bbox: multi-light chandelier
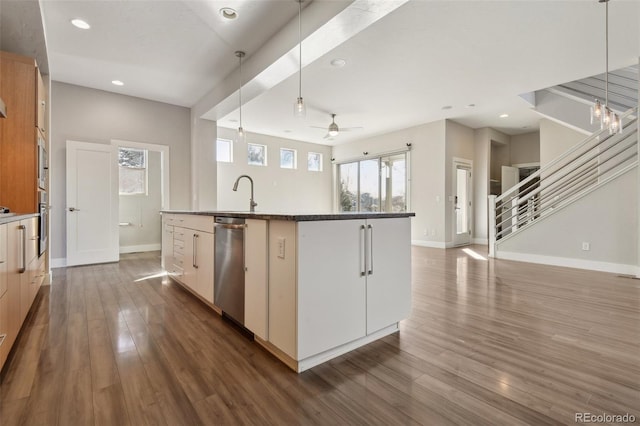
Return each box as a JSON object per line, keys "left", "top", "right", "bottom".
{"left": 235, "top": 50, "right": 246, "bottom": 143}
{"left": 590, "top": 0, "right": 622, "bottom": 134}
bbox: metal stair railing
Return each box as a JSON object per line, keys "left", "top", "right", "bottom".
{"left": 488, "top": 106, "right": 638, "bottom": 256}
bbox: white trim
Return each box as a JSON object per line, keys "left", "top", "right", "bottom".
{"left": 412, "top": 239, "right": 446, "bottom": 249}
{"left": 297, "top": 323, "right": 399, "bottom": 372}
{"left": 51, "top": 258, "right": 67, "bottom": 268}
{"left": 452, "top": 157, "right": 473, "bottom": 246}
{"left": 472, "top": 238, "right": 488, "bottom": 245}
{"left": 512, "top": 162, "right": 541, "bottom": 169}
{"left": 119, "top": 243, "right": 161, "bottom": 254}
{"left": 111, "top": 139, "right": 171, "bottom": 209}
{"left": 496, "top": 251, "right": 637, "bottom": 275}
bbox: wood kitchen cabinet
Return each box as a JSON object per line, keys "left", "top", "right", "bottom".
{"left": 0, "top": 224, "right": 8, "bottom": 368}
{"left": 0, "top": 216, "right": 44, "bottom": 373}
{"left": 0, "top": 51, "right": 40, "bottom": 214}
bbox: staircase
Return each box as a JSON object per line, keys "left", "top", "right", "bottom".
{"left": 488, "top": 106, "right": 638, "bottom": 264}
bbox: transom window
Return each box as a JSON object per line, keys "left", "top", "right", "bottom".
{"left": 248, "top": 143, "right": 267, "bottom": 166}
{"left": 280, "top": 148, "right": 297, "bottom": 169}
{"left": 216, "top": 138, "right": 233, "bottom": 163}
{"left": 308, "top": 152, "right": 323, "bottom": 172}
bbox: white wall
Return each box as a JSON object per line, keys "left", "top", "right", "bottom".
{"left": 539, "top": 118, "right": 585, "bottom": 167}
{"left": 332, "top": 120, "right": 446, "bottom": 246}
{"left": 497, "top": 168, "right": 637, "bottom": 274}
{"left": 216, "top": 127, "right": 332, "bottom": 213}
{"left": 50, "top": 82, "right": 191, "bottom": 261}
{"left": 510, "top": 131, "right": 540, "bottom": 165}
{"left": 119, "top": 150, "right": 162, "bottom": 253}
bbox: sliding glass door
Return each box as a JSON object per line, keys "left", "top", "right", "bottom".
{"left": 338, "top": 152, "right": 407, "bottom": 212}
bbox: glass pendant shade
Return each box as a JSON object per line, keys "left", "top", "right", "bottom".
{"left": 294, "top": 97, "right": 306, "bottom": 117}
{"left": 590, "top": 99, "right": 602, "bottom": 124}
{"left": 237, "top": 126, "right": 246, "bottom": 143}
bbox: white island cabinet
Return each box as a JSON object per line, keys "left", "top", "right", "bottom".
{"left": 161, "top": 211, "right": 413, "bottom": 373}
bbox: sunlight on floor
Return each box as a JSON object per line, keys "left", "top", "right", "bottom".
{"left": 134, "top": 271, "right": 168, "bottom": 282}
{"left": 462, "top": 248, "right": 487, "bottom": 261}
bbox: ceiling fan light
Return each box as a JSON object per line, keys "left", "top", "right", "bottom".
{"left": 328, "top": 129, "right": 339, "bottom": 137}
{"left": 294, "top": 97, "right": 306, "bottom": 117}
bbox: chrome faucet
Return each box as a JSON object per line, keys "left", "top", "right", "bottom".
{"left": 232, "top": 174, "right": 257, "bottom": 212}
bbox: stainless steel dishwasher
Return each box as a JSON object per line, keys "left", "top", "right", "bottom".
{"left": 214, "top": 217, "right": 246, "bottom": 326}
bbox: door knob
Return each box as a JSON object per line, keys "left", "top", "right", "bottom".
{"left": 68, "top": 207, "right": 80, "bottom": 212}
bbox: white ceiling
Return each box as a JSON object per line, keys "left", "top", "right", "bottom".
{"left": 39, "top": 0, "right": 639, "bottom": 145}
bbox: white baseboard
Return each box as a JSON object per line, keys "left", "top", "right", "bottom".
{"left": 496, "top": 250, "right": 637, "bottom": 275}
{"left": 51, "top": 258, "right": 67, "bottom": 269}
{"left": 472, "top": 238, "right": 488, "bottom": 245}
{"left": 119, "top": 243, "right": 161, "bottom": 254}
{"left": 412, "top": 239, "right": 446, "bottom": 249}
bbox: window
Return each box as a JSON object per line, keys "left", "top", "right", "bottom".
{"left": 280, "top": 148, "right": 297, "bottom": 169}
{"left": 308, "top": 152, "right": 323, "bottom": 172}
{"left": 216, "top": 138, "right": 233, "bottom": 163}
{"left": 118, "top": 147, "right": 147, "bottom": 195}
{"left": 338, "top": 152, "right": 408, "bottom": 212}
{"left": 247, "top": 143, "right": 267, "bottom": 166}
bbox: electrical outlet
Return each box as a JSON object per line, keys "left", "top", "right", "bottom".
{"left": 278, "top": 237, "right": 286, "bottom": 259}
{"left": 423, "top": 229, "right": 428, "bottom": 236}
{"left": 582, "top": 242, "right": 590, "bottom": 251}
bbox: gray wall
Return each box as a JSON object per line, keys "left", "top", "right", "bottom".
{"left": 50, "top": 82, "right": 191, "bottom": 263}
{"left": 217, "top": 127, "right": 333, "bottom": 213}
{"left": 510, "top": 131, "right": 540, "bottom": 165}
{"left": 119, "top": 150, "right": 162, "bottom": 252}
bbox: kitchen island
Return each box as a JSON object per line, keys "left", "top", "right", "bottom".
{"left": 161, "top": 210, "right": 414, "bottom": 372}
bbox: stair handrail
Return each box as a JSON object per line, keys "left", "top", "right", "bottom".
{"left": 495, "top": 106, "right": 638, "bottom": 205}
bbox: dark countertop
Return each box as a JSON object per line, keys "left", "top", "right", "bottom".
{"left": 161, "top": 210, "right": 415, "bottom": 222}
{"left": 0, "top": 213, "right": 40, "bottom": 225}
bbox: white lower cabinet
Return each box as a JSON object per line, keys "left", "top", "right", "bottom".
{"left": 296, "top": 217, "right": 411, "bottom": 360}
{"left": 164, "top": 215, "right": 215, "bottom": 305}
{"left": 244, "top": 219, "right": 269, "bottom": 340}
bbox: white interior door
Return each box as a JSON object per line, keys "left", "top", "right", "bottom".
{"left": 453, "top": 162, "right": 472, "bottom": 246}
{"left": 501, "top": 166, "right": 520, "bottom": 236}
{"left": 66, "top": 141, "right": 119, "bottom": 266}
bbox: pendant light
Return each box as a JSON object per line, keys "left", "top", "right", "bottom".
{"left": 235, "top": 51, "right": 246, "bottom": 143}
{"left": 590, "top": 0, "right": 622, "bottom": 134}
{"left": 293, "top": 0, "right": 306, "bottom": 117}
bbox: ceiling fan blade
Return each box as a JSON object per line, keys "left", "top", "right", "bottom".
{"left": 340, "top": 126, "right": 364, "bottom": 132}
{"left": 310, "top": 126, "right": 327, "bottom": 130}
{"left": 323, "top": 133, "right": 332, "bottom": 139}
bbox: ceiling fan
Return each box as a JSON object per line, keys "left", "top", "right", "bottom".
{"left": 312, "top": 114, "right": 363, "bottom": 139}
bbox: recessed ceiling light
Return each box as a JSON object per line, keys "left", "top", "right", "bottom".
{"left": 330, "top": 58, "right": 347, "bottom": 68}
{"left": 228, "top": 118, "right": 238, "bottom": 123}
{"left": 441, "top": 105, "right": 452, "bottom": 110}
{"left": 71, "top": 18, "right": 91, "bottom": 29}
{"left": 283, "top": 129, "right": 293, "bottom": 133}
{"left": 219, "top": 7, "right": 238, "bottom": 20}
{"left": 111, "top": 80, "right": 124, "bottom": 86}
{"left": 499, "top": 113, "right": 509, "bottom": 118}
{"left": 466, "top": 103, "right": 475, "bottom": 108}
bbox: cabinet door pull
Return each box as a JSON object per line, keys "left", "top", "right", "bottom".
{"left": 18, "top": 225, "right": 26, "bottom": 273}
{"left": 192, "top": 234, "right": 199, "bottom": 269}
{"left": 367, "top": 224, "right": 374, "bottom": 276}
{"left": 0, "top": 333, "right": 6, "bottom": 347}
{"left": 360, "top": 225, "right": 367, "bottom": 277}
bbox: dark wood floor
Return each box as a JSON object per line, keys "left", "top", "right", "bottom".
{"left": 1, "top": 246, "right": 638, "bottom": 425}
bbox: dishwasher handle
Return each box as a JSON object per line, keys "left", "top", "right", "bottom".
{"left": 215, "top": 223, "right": 246, "bottom": 230}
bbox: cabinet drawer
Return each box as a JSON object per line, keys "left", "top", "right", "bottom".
{"left": 173, "top": 228, "right": 186, "bottom": 242}
{"left": 162, "top": 214, "right": 176, "bottom": 225}
{"left": 181, "top": 215, "right": 214, "bottom": 233}
{"left": 24, "top": 218, "right": 38, "bottom": 265}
